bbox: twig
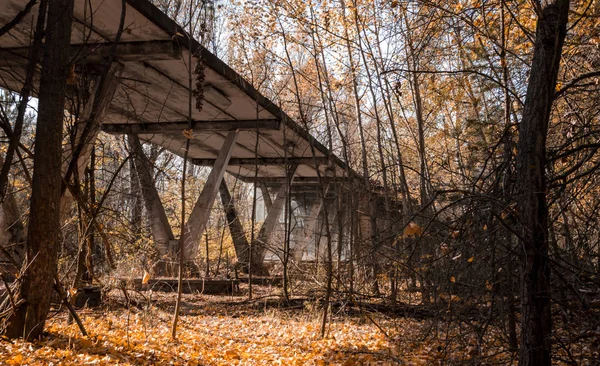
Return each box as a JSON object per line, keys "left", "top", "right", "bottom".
{"left": 0, "top": 0, "right": 37, "bottom": 37}
{"left": 53, "top": 275, "right": 88, "bottom": 337}
{"left": 1, "top": 275, "right": 17, "bottom": 315}
{"left": 0, "top": 245, "right": 19, "bottom": 270}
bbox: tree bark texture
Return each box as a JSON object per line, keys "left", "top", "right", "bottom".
{"left": 2, "top": 0, "right": 74, "bottom": 340}
{"left": 515, "top": 1, "right": 569, "bottom": 365}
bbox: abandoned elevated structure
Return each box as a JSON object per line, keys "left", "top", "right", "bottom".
{"left": 0, "top": 0, "right": 401, "bottom": 275}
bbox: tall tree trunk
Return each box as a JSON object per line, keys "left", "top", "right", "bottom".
{"left": 2, "top": 0, "right": 74, "bottom": 340}
{"left": 352, "top": 4, "right": 390, "bottom": 212}
{"left": 341, "top": 0, "right": 379, "bottom": 294}
{"left": 86, "top": 146, "right": 96, "bottom": 281}
{"left": 515, "top": 1, "right": 569, "bottom": 365}
{"left": 401, "top": 11, "right": 433, "bottom": 303}
{"left": 130, "top": 155, "right": 143, "bottom": 234}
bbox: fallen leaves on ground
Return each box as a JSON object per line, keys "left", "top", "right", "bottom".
{"left": 6, "top": 290, "right": 591, "bottom": 365}
{"left": 0, "top": 295, "right": 419, "bottom": 365}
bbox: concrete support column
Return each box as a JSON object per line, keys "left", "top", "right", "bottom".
{"left": 292, "top": 198, "right": 323, "bottom": 262}
{"left": 60, "top": 62, "right": 124, "bottom": 222}
{"left": 250, "top": 165, "right": 297, "bottom": 275}
{"left": 128, "top": 134, "right": 175, "bottom": 259}
{"left": 219, "top": 179, "right": 250, "bottom": 266}
{"left": 183, "top": 131, "right": 239, "bottom": 259}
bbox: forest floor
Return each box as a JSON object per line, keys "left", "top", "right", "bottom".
{"left": 0, "top": 284, "right": 521, "bottom": 365}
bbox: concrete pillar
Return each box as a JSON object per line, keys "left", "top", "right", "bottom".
{"left": 60, "top": 62, "right": 124, "bottom": 221}
{"left": 128, "top": 134, "right": 175, "bottom": 258}
{"left": 183, "top": 131, "right": 239, "bottom": 259}
{"left": 219, "top": 179, "right": 250, "bottom": 266}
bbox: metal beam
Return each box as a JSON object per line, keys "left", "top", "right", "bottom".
{"left": 101, "top": 119, "right": 280, "bottom": 134}
{"left": 192, "top": 156, "right": 329, "bottom": 166}
{"left": 0, "top": 40, "right": 181, "bottom": 67}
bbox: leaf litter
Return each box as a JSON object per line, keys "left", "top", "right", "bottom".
{"left": 0, "top": 290, "right": 423, "bottom": 365}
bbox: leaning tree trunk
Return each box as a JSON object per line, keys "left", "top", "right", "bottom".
{"left": 515, "top": 1, "right": 569, "bottom": 365}
{"left": 2, "top": 0, "right": 74, "bottom": 340}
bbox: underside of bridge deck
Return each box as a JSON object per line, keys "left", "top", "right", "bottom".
{"left": 0, "top": 0, "right": 401, "bottom": 276}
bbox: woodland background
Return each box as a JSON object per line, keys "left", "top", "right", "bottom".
{"left": 0, "top": 0, "right": 599, "bottom": 364}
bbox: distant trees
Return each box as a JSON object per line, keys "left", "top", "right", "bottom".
{"left": 0, "top": 0, "right": 597, "bottom": 362}
{"left": 223, "top": 0, "right": 600, "bottom": 362}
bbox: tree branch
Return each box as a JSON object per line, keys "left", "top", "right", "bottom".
{"left": 0, "top": 0, "right": 37, "bottom": 38}
{"left": 554, "top": 70, "right": 600, "bottom": 98}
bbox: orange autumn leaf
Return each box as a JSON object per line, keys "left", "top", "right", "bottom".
{"left": 142, "top": 270, "right": 151, "bottom": 285}
{"left": 182, "top": 129, "right": 194, "bottom": 139}
{"left": 403, "top": 222, "right": 423, "bottom": 238}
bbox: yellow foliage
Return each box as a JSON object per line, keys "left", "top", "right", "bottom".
{"left": 182, "top": 129, "right": 194, "bottom": 139}
{"left": 224, "top": 349, "right": 240, "bottom": 359}
{"left": 67, "top": 64, "right": 77, "bottom": 85}
{"left": 0, "top": 301, "right": 408, "bottom": 365}
{"left": 403, "top": 222, "right": 423, "bottom": 238}
{"left": 6, "top": 354, "right": 23, "bottom": 365}
{"left": 142, "top": 270, "right": 151, "bottom": 285}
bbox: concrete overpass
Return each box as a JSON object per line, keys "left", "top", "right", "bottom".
{"left": 0, "top": 0, "right": 400, "bottom": 274}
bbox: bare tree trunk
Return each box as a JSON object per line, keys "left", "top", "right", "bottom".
{"left": 352, "top": 3, "right": 390, "bottom": 211}
{"left": 2, "top": 0, "right": 74, "bottom": 339}
{"left": 86, "top": 147, "right": 96, "bottom": 281}
{"left": 400, "top": 10, "right": 434, "bottom": 303}
{"left": 204, "top": 229, "right": 210, "bottom": 277}
{"left": 130, "top": 155, "right": 143, "bottom": 234}
{"left": 341, "top": 0, "right": 379, "bottom": 294}
{"left": 73, "top": 147, "right": 97, "bottom": 289}
{"left": 515, "top": 1, "right": 569, "bottom": 365}
{"left": 172, "top": 1, "right": 195, "bottom": 338}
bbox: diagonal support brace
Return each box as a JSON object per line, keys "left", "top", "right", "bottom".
{"left": 183, "top": 131, "right": 239, "bottom": 259}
